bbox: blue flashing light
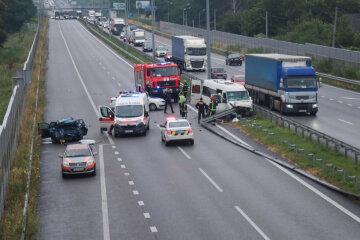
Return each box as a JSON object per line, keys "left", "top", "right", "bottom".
{"left": 157, "top": 62, "right": 169, "bottom": 66}
{"left": 157, "top": 86, "right": 160, "bottom": 89}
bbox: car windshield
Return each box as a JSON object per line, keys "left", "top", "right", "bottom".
{"left": 157, "top": 47, "right": 166, "bottom": 51}
{"left": 227, "top": 91, "right": 250, "bottom": 101}
{"left": 212, "top": 68, "right": 225, "bottom": 73}
{"left": 116, "top": 105, "right": 143, "bottom": 118}
{"left": 169, "top": 121, "right": 189, "bottom": 128}
{"left": 152, "top": 66, "right": 178, "bottom": 77}
{"left": 286, "top": 77, "right": 317, "bottom": 89}
{"left": 144, "top": 42, "right": 151, "bottom": 47}
{"left": 65, "top": 148, "right": 91, "bottom": 157}
{"left": 187, "top": 48, "right": 206, "bottom": 56}
{"left": 234, "top": 76, "right": 245, "bottom": 82}
{"left": 136, "top": 36, "right": 145, "bottom": 40}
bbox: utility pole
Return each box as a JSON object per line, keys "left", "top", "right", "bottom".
{"left": 125, "top": 0, "right": 128, "bottom": 50}
{"left": 233, "top": 0, "right": 236, "bottom": 13}
{"left": 214, "top": 8, "right": 216, "bottom": 31}
{"left": 266, "top": 11, "right": 268, "bottom": 38}
{"left": 332, "top": 6, "right": 338, "bottom": 48}
{"left": 206, "top": 0, "right": 211, "bottom": 79}
{"left": 151, "top": 0, "right": 155, "bottom": 62}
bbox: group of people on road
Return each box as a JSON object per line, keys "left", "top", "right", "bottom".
{"left": 163, "top": 81, "right": 219, "bottom": 123}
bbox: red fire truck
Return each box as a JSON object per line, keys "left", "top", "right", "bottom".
{"left": 134, "top": 62, "right": 181, "bottom": 101}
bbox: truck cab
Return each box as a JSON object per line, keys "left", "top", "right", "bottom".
{"left": 134, "top": 62, "right": 181, "bottom": 101}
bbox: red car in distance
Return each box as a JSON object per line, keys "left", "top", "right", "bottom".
{"left": 231, "top": 75, "right": 245, "bottom": 85}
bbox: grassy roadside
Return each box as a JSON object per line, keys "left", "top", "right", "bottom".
{"left": 0, "top": 19, "right": 48, "bottom": 239}
{"left": 0, "top": 25, "right": 37, "bottom": 124}
{"left": 231, "top": 114, "right": 359, "bottom": 194}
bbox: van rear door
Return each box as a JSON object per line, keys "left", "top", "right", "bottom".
{"left": 190, "top": 79, "right": 202, "bottom": 105}
{"left": 99, "top": 106, "right": 114, "bottom": 133}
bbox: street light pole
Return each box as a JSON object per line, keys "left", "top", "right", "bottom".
{"left": 206, "top": 0, "right": 211, "bottom": 78}
{"left": 151, "top": 0, "right": 156, "bottom": 62}
{"left": 125, "top": 0, "right": 128, "bottom": 50}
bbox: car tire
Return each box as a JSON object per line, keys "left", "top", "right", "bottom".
{"left": 149, "top": 103, "right": 157, "bottom": 111}
{"left": 147, "top": 124, "right": 150, "bottom": 130}
{"left": 190, "top": 140, "right": 194, "bottom": 145}
{"left": 225, "top": 61, "right": 228, "bottom": 65}
{"left": 114, "top": 131, "right": 119, "bottom": 137}
{"left": 165, "top": 140, "right": 169, "bottom": 146}
{"left": 92, "top": 165, "right": 96, "bottom": 176}
{"left": 142, "top": 130, "right": 147, "bottom": 136}
{"left": 62, "top": 171, "right": 67, "bottom": 178}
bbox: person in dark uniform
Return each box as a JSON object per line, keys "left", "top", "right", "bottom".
{"left": 107, "top": 111, "right": 114, "bottom": 135}
{"left": 164, "top": 89, "right": 174, "bottom": 113}
{"left": 195, "top": 97, "right": 207, "bottom": 123}
{"left": 182, "top": 82, "right": 189, "bottom": 99}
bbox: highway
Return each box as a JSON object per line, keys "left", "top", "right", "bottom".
{"left": 105, "top": 23, "right": 360, "bottom": 149}
{"left": 38, "top": 19, "right": 360, "bottom": 240}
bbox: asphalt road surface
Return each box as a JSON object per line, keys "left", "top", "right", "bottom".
{"left": 38, "top": 19, "right": 360, "bottom": 240}
{"left": 104, "top": 23, "right": 360, "bottom": 149}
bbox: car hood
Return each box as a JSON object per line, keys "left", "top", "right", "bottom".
{"left": 64, "top": 156, "right": 93, "bottom": 163}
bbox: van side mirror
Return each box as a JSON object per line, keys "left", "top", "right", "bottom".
{"left": 318, "top": 77, "right": 322, "bottom": 88}
{"left": 58, "top": 154, "right": 63, "bottom": 158}
{"left": 144, "top": 111, "right": 149, "bottom": 117}
{"left": 280, "top": 78, "right": 284, "bottom": 88}
{"left": 159, "top": 124, "right": 165, "bottom": 128}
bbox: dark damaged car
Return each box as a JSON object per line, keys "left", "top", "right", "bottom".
{"left": 38, "top": 118, "right": 88, "bottom": 143}
{"left": 211, "top": 67, "right": 227, "bottom": 79}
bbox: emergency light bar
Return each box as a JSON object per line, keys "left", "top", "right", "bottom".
{"left": 166, "top": 117, "right": 176, "bottom": 121}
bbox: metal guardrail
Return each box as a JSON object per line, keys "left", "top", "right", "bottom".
{"left": 0, "top": 25, "right": 40, "bottom": 220}
{"left": 253, "top": 104, "right": 360, "bottom": 162}
{"left": 316, "top": 72, "right": 360, "bottom": 86}
{"left": 85, "top": 21, "right": 360, "bottom": 163}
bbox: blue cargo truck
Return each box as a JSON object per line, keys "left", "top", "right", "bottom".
{"left": 245, "top": 54, "right": 321, "bottom": 115}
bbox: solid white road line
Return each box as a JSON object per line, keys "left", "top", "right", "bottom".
{"left": 216, "top": 125, "right": 252, "bottom": 148}
{"left": 235, "top": 206, "right": 271, "bottom": 240}
{"left": 58, "top": 22, "right": 113, "bottom": 145}
{"left": 266, "top": 160, "right": 360, "bottom": 223}
{"left": 177, "top": 146, "right": 191, "bottom": 159}
{"left": 99, "top": 145, "right": 111, "bottom": 240}
{"left": 199, "top": 168, "right": 223, "bottom": 192}
{"left": 338, "top": 119, "right": 354, "bottom": 125}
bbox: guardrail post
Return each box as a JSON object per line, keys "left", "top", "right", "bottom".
{"left": 316, "top": 159, "right": 324, "bottom": 171}
{"left": 348, "top": 176, "right": 358, "bottom": 191}
{"left": 337, "top": 170, "right": 345, "bottom": 182}
{"left": 268, "top": 132, "right": 275, "bottom": 142}
{"left": 297, "top": 148, "right": 305, "bottom": 159}
{"left": 335, "top": 143, "right": 338, "bottom": 152}
{"left": 308, "top": 153, "right": 315, "bottom": 164}
{"left": 326, "top": 163, "right": 334, "bottom": 177}
{"left": 355, "top": 152, "right": 359, "bottom": 167}
{"left": 317, "top": 134, "right": 320, "bottom": 144}
{"left": 301, "top": 128, "right": 305, "bottom": 138}
{"left": 345, "top": 148, "right": 349, "bottom": 158}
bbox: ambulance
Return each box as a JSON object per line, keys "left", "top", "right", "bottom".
{"left": 99, "top": 92, "right": 150, "bottom": 137}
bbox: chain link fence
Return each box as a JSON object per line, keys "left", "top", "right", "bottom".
{"left": 160, "top": 21, "right": 360, "bottom": 65}
{"left": 0, "top": 24, "right": 39, "bottom": 220}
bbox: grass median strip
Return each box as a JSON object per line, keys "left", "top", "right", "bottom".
{"left": 231, "top": 114, "right": 360, "bottom": 194}
{"left": 0, "top": 19, "right": 48, "bottom": 239}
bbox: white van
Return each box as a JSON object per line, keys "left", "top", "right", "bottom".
{"left": 99, "top": 92, "right": 150, "bottom": 136}
{"left": 191, "top": 79, "right": 253, "bottom": 115}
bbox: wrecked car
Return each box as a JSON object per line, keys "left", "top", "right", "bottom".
{"left": 38, "top": 118, "right": 88, "bottom": 143}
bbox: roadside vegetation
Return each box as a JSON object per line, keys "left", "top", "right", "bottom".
{"left": 232, "top": 114, "right": 359, "bottom": 194}
{"left": 0, "top": 25, "right": 36, "bottom": 123}
{"left": 0, "top": 19, "right": 48, "bottom": 239}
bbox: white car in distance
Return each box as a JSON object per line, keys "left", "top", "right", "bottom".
{"left": 160, "top": 118, "right": 194, "bottom": 146}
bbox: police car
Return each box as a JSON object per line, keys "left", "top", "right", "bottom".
{"left": 160, "top": 117, "right": 194, "bottom": 146}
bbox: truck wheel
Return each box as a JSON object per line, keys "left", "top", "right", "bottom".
{"left": 310, "top": 111, "right": 317, "bottom": 116}
{"left": 280, "top": 103, "right": 285, "bottom": 115}
{"left": 269, "top": 97, "right": 274, "bottom": 110}
{"left": 183, "top": 63, "right": 187, "bottom": 71}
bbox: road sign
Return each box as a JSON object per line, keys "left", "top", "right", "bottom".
{"left": 136, "top": 1, "right": 150, "bottom": 9}
{"left": 113, "top": 2, "right": 125, "bottom": 10}
{"left": 145, "top": 6, "right": 157, "bottom": 11}
{"left": 128, "top": 13, "right": 134, "bottom": 18}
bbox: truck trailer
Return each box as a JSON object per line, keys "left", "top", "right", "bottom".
{"left": 245, "top": 53, "right": 320, "bottom": 115}
{"left": 171, "top": 36, "right": 207, "bottom": 72}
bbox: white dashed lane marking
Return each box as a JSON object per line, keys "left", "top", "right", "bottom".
{"left": 128, "top": 181, "right": 134, "bottom": 185}
{"left": 112, "top": 76, "right": 115, "bottom": 80}
{"left": 338, "top": 119, "right": 354, "bottom": 125}
{"left": 115, "top": 151, "right": 119, "bottom": 155}
{"left": 235, "top": 206, "right": 270, "bottom": 240}
{"left": 133, "top": 190, "right": 139, "bottom": 195}
{"left": 144, "top": 213, "right": 151, "bottom": 219}
{"left": 177, "top": 146, "right": 191, "bottom": 159}
{"left": 121, "top": 164, "right": 126, "bottom": 168}
{"left": 124, "top": 172, "right": 130, "bottom": 176}
{"left": 117, "top": 158, "right": 122, "bottom": 162}
{"left": 138, "top": 201, "right": 144, "bottom": 206}
{"left": 150, "top": 226, "right": 158, "bottom": 233}
{"left": 112, "top": 146, "right": 116, "bottom": 149}
{"left": 199, "top": 168, "right": 223, "bottom": 193}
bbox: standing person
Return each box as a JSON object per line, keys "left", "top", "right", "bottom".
{"left": 178, "top": 92, "right": 185, "bottom": 115}
{"left": 164, "top": 89, "right": 175, "bottom": 113}
{"left": 181, "top": 101, "right": 188, "bottom": 118}
{"left": 107, "top": 111, "right": 115, "bottom": 135}
{"left": 195, "top": 97, "right": 207, "bottom": 123}
{"left": 182, "top": 82, "right": 189, "bottom": 99}
{"left": 209, "top": 96, "right": 217, "bottom": 116}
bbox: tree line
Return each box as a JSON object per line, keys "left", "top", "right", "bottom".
{"left": 0, "top": 0, "right": 36, "bottom": 47}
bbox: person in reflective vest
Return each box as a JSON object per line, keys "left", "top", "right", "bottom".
{"left": 195, "top": 97, "right": 207, "bottom": 124}
{"left": 178, "top": 92, "right": 185, "bottom": 115}
{"left": 209, "top": 96, "right": 217, "bottom": 116}
{"left": 181, "top": 101, "right": 188, "bottom": 118}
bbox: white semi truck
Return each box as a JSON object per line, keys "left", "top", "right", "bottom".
{"left": 171, "top": 36, "right": 207, "bottom": 72}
